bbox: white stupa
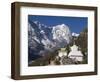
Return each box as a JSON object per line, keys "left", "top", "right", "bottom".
{"left": 58, "top": 48, "right": 67, "bottom": 57}
{"left": 68, "top": 44, "right": 83, "bottom": 62}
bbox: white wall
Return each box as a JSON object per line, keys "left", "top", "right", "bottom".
{"left": 0, "top": 0, "right": 100, "bottom": 82}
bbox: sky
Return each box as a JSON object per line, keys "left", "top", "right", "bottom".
{"left": 28, "top": 15, "right": 88, "bottom": 34}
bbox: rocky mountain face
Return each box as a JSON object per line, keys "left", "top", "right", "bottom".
{"left": 76, "top": 28, "right": 88, "bottom": 53}
{"left": 28, "top": 19, "right": 72, "bottom": 61}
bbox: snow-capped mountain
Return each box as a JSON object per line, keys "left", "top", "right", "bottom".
{"left": 72, "top": 32, "right": 79, "bottom": 37}
{"left": 52, "top": 24, "right": 72, "bottom": 47}
{"left": 28, "top": 19, "right": 72, "bottom": 60}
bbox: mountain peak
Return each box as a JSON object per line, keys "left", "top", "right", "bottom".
{"left": 61, "top": 24, "right": 66, "bottom": 26}
{"left": 55, "top": 24, "right": 67, "bottom": 28}
{"left": 72, "top": 32, "right": 79, "bottom": 37}
{"left": 34, "top": 21, "right": 40, "bottom": 24}
{"left": 52, "top": 23, "right": 72, "bottom": 45}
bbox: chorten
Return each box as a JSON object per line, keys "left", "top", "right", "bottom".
{"left": 68, "top": 44, "right": 83, "bottom": 62}
{"left": 58, "top": 48, "right": 67, "bottom": 57}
